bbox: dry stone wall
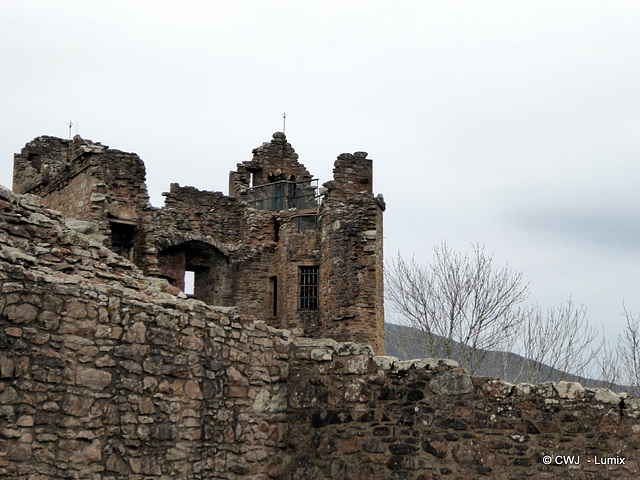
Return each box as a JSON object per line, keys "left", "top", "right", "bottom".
{"left": 2, "top": 185, "right": 640, "bottom": 480}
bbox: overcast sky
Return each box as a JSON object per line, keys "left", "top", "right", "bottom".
{"left": 2, "top": 1, "right": 640, "bottom": 344}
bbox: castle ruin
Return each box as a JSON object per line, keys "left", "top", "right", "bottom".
{"left": 12, "top": 132, "right": 386, "bottom": 354}
{"left": 2, "top": 133, "right": 640, "bottom": 479}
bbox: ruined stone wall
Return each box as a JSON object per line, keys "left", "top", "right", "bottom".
{"left": 245, "top": 132, "right": 312, "bottom": 188}
{"left": 271, "top": 214, "right": 322, "bottom": 335}
{"left": 36, "top": 166, "right": 102, "bottom": 224}
{"left": 229, "top": 133, "right": 317, "bottom": 212}
{"left": 12, "top": 136, "right": 72, "bottom": 196}
{"left": 0, "top": 186, "right": 291, "bottom": 480}
{"left": 13, "top": 137, "right": 148, "bottom": 214}
{"left": 13, "top": 136, "right": 154, "bottom": 266}
{"left": 95, "top": 148, "right": 149, "bottom": 221}
{"left": 319, "top": 152, "right": 385, "bottom": 354}
{"left": 2, "top": 187, "right": 640, "bottom": 480}
{"left": 158, "top": 184, "right": 248, "bottom": 247}
{"left": 153, "top": 143, "right": 386, "bottom": 355}
{"left": 13, "top": 140, "right": 105, "bottom": 230}
{"left": 11, "top": 133, "right": 385, "bottom": 355}
{"left": 286, "top": 342, "right": 640, "bottom": 480}
{"left": 154, "top": 183, "right": 278, "bottom": 315}
{"left": 154, "top": 182, "right": 324, "bottom": 336}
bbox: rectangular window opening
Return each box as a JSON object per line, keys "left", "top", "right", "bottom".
{"left": 299, "top": 266, "right": 319, "bottom": 310}
{"left": 184, "top": 270, "right": 195, "bottom": 296}
{"left": 109, "top": 219, "right": 137, "bottom": 261}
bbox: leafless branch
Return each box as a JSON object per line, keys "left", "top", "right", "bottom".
{"left": 385, "top": 242, "right": 528, "bottom": 374}
{"left": 517, "top": 299, "right": 600, "bottom": 383}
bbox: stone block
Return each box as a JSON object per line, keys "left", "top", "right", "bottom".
{"left": 372, "top": 355, "right": 397, "bottom": 370}
{"left": 594, "top": 388, "right": 622, "bottom": 405}
{"left": 4, "top": 303, "right": 38, "bottom": 323}
{"left": 7, "top": 442, "right": 32, "bottom": 461}
{"left": 429, "top": 370, "right": 474, "bottom": 396}
{"left": 555, "top": 381, "right": 586, "bottom": 400}
{"left": 76, "top": 367, "right": 112, "bottom": 390}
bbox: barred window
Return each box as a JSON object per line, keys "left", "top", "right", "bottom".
{"left": 299, "top": 266, "right": 319, "bottom": 310}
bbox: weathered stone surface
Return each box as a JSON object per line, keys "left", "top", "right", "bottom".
{"left": 429, "top": 370, "right": 474, "bottom": 396}
{"left": 64, "top": 218, "right": 100, "bottom": 235}
{"left": 76, "top": 367, "right": 112, "bottom": 390}
{"left": 2, "top": 135, "right": 640, "bottom": 480}
{"left": 372, "top": 355, "right": 397, "bottom": 370}
{"left": 184, "top": 380, "right": 203, "bottom": 399}
{"left": 7, "top": 442, "right": 32, "bottom": 461}
{"left": 451, "top": 439, "right": 486, "bottom": 465}
{"left": 4, "top": 303, "right": 38, "bottom": 323}
{"left": 594, "top": 387, "right": 622, "bottom": 404}
{"left": 556, "top": 380, "right": 586, "bottom": 399}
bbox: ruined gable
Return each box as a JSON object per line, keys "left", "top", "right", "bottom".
{"left": 13, "top": 135, "right": 153, "bottom": 267}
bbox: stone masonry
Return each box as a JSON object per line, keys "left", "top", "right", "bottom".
{"left": 13, "top": 133, "right": 386, "bottom": 355}
{"left": 4, "top": 135, "right": 640, "bottom": 479}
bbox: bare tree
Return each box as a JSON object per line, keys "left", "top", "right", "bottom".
{"left": 599, "top": 305, "right": 640, "bottom": 394}
{"left": 385, "top": 243, "right": 529, "bottom": 374}
{"left": 515, "top": 299, "right": 600, "bottom": 383}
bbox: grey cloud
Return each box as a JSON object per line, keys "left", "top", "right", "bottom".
{"left": 508, "top": 207, "right": 640, "bottom": 251}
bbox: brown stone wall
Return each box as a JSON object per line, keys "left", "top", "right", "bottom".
{"left": 11, "top": 133, "right": 385, "bottom": 359}
{"left": 286, "top": 341, "right": 640, "bottom": 480}
{"left": 158, "top": 184, "right": 247, "bottom": 244}
{"left": 37, "top": 166, "right": 103, "bottom": 222}
{"left": 12, "top": 136, "right": 71, "bottom": 195}
{"left": 244, "top": 132, "right": 313, "bottom": 189}
{"left": 320, "top": 152, "right": 385, "bottom": 354}
{"left": 97, "top": 149, "right": 149, "bottom": 220}
{"left": 0, "top": 186, "right": 290, "bottom": 480}
{"left": 154, "top": 183, "right": 277, "bottom": 314}
{"left": 13, "top": 140, "right": 107, "bottom": 232}
{"left": 2, "top": 187, "right": 640, "bottom": 480}
{"left": 270, "top": 213, "right": 322, "bottom": 335}
{"left": 12, "top": 136, "right": 154, "bottom": 268}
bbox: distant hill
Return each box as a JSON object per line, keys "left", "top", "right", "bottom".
{"left": 385, "top": 323, "right": 629, "bottom": 393}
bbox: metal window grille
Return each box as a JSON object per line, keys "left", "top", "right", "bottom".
{"left": 299, "top": 266, "right": 319, "bottom": 310}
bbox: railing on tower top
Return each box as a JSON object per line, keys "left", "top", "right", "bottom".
{"left": 247, "top": 179, "right": 319, "bottom": 211}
